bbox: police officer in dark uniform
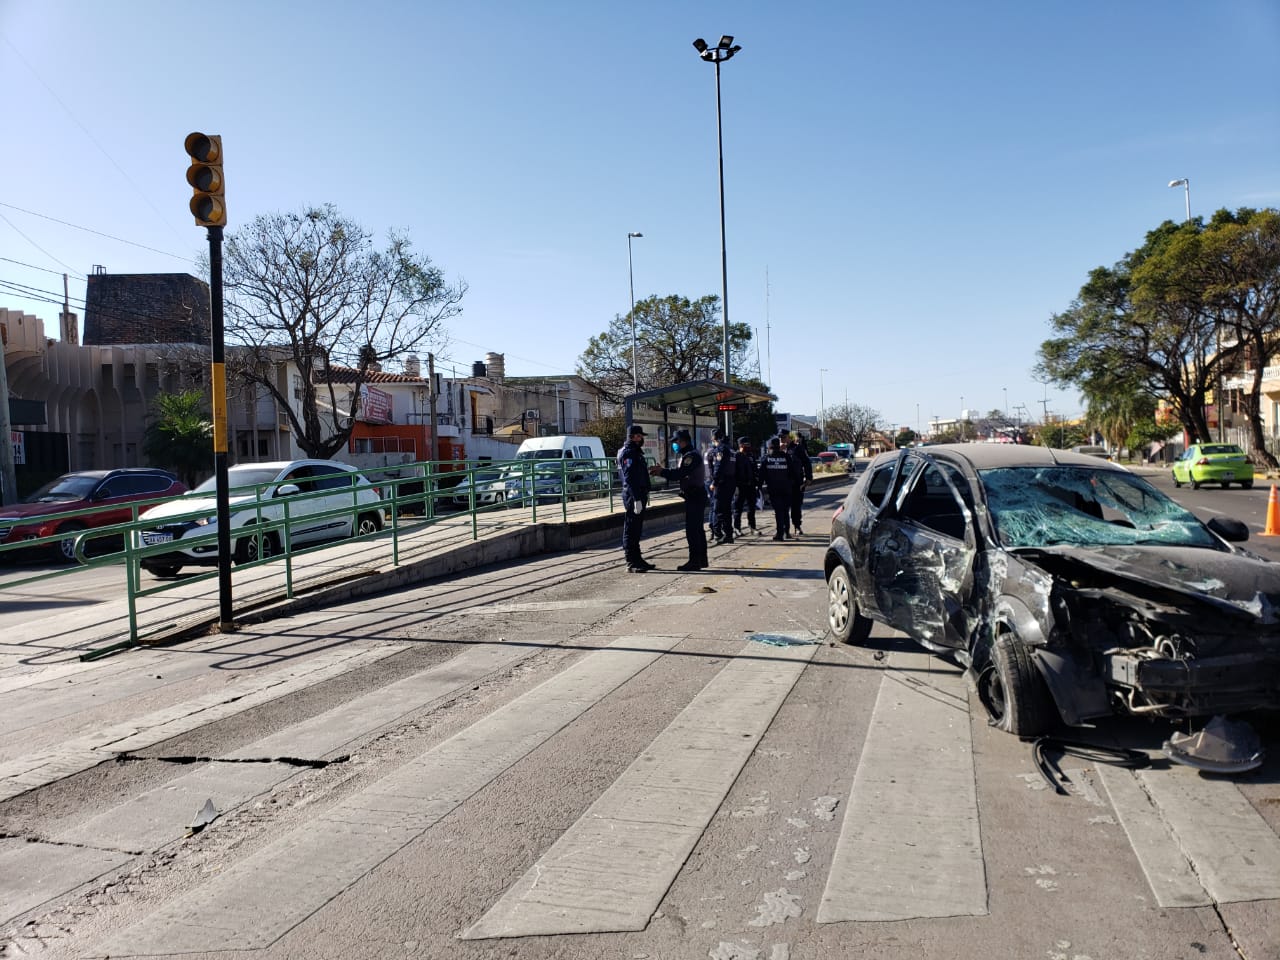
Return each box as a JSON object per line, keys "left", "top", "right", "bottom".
{"left": 616, "top": 423, "right": 653, "bottom": 572}
{"left": 708, "top": 427, "right": 737, "bottom": 545}
{"left": 733, "top": 436, "right": 761, "bottom": 535}
{"left": 762, "top": 435, "right": 801, "bottom": 540}
{"left": 650, "top": 428, "right": 708, "bottom": 571}
{"left": 785, "top": 434, "right": 814, "bottom": 535}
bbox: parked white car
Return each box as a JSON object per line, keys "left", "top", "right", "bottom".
{"left": 448, "top": 466, "right": 519, "bottom": 508}
{"left": 137, "top": 459, "right": 384, "bottom": 577}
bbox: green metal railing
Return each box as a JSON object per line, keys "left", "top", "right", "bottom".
{"left": 0, "top": 455, "right": 647, "bottom": 655}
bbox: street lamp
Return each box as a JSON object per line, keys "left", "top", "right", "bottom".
{"left": 959, "top": 395, "right": 965, "bottom": 441}
{"left": 627, "top": 231, "right": 643, "bottom": 395}
{"left": 1168, "top": 178, "right": 1191, "bottom": 223}
{"left": 692, "top": 34, "right": 742, "bottom": 435}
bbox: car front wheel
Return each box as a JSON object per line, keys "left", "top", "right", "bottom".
{"left": 982, "top": 629, "right": 1054, "bottom": 737}
{"left": 57, "top": 522, "right": 87, "bottom": 563}
{"left": 827, "top": 565, "right": 872, "bottom": 645}
{"left": 234, "top": 529, "right": 279, "bottom": 565}
{"left": 1171, "top": 472, "right": 1182, "bottom": 488}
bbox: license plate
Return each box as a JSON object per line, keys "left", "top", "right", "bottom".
{"left": 1221, "top": 471, "right": 1234, "bottom": 480}
{"left": 142, "top": 532, "right": 174, "bottom": 545}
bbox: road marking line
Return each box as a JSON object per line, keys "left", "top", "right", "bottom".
{"left": 817, "top": 650, "right": 986, "bottom": 922}
{"left": 461, "top": 638, "right": 817, "bottom": 939}
{"left": 99, "top": 634, "right": 682, "bottom": 956}
{"left": 1098, "top": 762, "right": 1280, "bottom": 905}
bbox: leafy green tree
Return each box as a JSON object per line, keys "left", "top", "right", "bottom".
{"left": 1126, "top": 416, "right": 1179, "bottom": 460}
{"left": 895, "top": 428, "right": 917, "bottom": 447}
{"left": 142, "top": 390, "right": 214, "bottom": 488}
{"left": 579, "top": 411, "right": 626, "bottom": 458}
{"left": 223, "top": 205, "right": 466, "bottom": 459}
{"left": 1189, "top": 208, "right": 1280, "bottom": 467}
{"left": 729, "top": 376, "right": 778, "bottom": 449}
{"left": 1037, "top": 220, "right": 1217, "bottom": 444}
{"left": 577, "top": 294, "right": 757, "bottom": 402}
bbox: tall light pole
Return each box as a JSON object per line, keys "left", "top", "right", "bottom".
{"left": 959, "top": 395, "right": 965, "bottom": 441}
{"left": 627, "top": 231, "right": 643, "bottom": 395}
{"left": 1168, "top": 178, "right": 1191, "bottom": 223}
{"left": 819, "top": 368, "right": 828, "bottom": 440}
{"left": 693, "top": 34, "right": 741, "bottom": 435}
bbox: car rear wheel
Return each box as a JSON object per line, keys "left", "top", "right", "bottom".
{"left": 827, "top": 565, "right": 872, "bottom": 645}
{"left": 1242, "top": 480, "right": 1254, "bottom": 490}
{"left": 1191, "top": 478, "right": 1201, "bottom": 490}
{"left": 56, "top": 522, "right": 87, "bottom": 563}
{"left": 982, "top": 629, "right": 1054, "bottom": 737}
{"left": 356, "top": 512, "right": 381, "bottom": 537}
{"left": 234, "top": 529, "right": 279, "bottom": 565}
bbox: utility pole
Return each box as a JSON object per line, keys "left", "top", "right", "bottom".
{"left": 0, "top": 330, "right": 15, "bottom": 504}
{"left": 428, "top": 352, "right": 438, "bottom": 462}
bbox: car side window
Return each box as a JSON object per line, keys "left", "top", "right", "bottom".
{"left": 864, "top": 464, "right": 895, "bottom": 507}
{"left": 899, "top": 464, "right": 967, "bottom": 540}
{"left": 136, "top": 474, "right": 175, "bottom": 495}
{"left": 280, "top": 467, "right": 318, "bottom": 494}
{"left": 312, "top": 468, "right": 354, "bottom": 491}
{"left": 96, "top": 479, "right": 124, "bottom": 499}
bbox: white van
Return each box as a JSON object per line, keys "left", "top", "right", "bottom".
{"left": 512, "top": 435, "right": 609, "bottom": 499}
{"left": 514, "top": 436, "right": 606, "bottom": 462}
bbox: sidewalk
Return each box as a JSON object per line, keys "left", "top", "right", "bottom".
{"left": 0, "top": 493, "right": 691, "bottom": 675}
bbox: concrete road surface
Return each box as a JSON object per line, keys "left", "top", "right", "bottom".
{"left": 1, "top": 483, "right": 1277, "bottom": 960}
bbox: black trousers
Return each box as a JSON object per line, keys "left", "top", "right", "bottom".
{"left": 769, "top": 487, "right": 792, "bottom": 534}
{"left": 790, "top": 484, "right": 806, "bottom": 528}
{"left": 622, "top": 497, "right": 645, "bottom": 562}
{"left": 733, "top": 486, "right": 757, "bottom": 529}
{"left": 684, "top": 495, "right": 709, "bottom": 564}
{"left": 711, "top": 487, "right": 736, "bottom": 540}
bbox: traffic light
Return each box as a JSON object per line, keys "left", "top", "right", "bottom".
{"left": 184, "top": 132, "right": 226, "bottom": 227}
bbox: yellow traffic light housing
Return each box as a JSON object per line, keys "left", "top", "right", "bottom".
{"left": 184, "top": 132, "right": 226, "bottom": 227}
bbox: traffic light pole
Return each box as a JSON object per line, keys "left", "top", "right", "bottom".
{"left": 208, "top": 225, "right": 234, "bottom": 629}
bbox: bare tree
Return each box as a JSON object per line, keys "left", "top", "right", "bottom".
{"left": 222, "top": 205, "right": 466, "bottom": 458}
{"left": 823, "top": 402, "right": 881, "bottom": 453}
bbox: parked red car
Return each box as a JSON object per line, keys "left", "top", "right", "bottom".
{"left": 0, "top": 468, "right": 187, "bottom": 562}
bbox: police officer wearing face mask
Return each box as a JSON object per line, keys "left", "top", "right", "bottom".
{"left": 650, "top": 428, "right": 708, "bottom": 571}
{"left": 616, "top": 424, "right": 653, "bottom": 572}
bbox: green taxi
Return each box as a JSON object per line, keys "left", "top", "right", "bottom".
{"left": 1171, "top": 443, "right": 1254, "bottom": 490}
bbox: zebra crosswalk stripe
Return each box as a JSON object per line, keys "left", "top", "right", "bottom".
{"left": 817, "top": 650, "right": 986, "bottom": 922}
{"left": 97, "top": 634, "right": 682, "bottom": 956}
{"left": 461, "top": 638, "right": 818, "bottom": 939}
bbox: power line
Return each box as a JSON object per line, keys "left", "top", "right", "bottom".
{"left": 0, "top": 211, "right": 81, "bottom": 274}
{"left": 0, "top": 201, "right": 194, "bottom": 263}
{"left": 0, "top": 32, "right": 188, "bottom": 249}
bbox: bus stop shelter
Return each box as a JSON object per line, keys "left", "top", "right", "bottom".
{"left": 623, "top": 379, "right": 776, "bottom": 451}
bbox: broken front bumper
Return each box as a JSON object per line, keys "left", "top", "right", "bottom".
{"left": 1103, "top": 650, "right": 1280, "bottom": 715}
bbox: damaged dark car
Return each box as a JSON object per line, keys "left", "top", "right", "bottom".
{"left": 824, "top": 444, "right": 1280, "bottom": 741}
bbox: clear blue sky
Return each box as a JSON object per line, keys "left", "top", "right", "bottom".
{"left": 3, "top": 1, "right": 1278, "bottom": 435}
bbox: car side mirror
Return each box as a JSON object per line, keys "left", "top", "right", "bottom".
{"left": 1207, "top": 517, "right": 1249, "bottom": 543}
{"left": 276, "top": 483, "right": 301, "bottom": 497}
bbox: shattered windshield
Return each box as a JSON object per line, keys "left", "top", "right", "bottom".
{"left": 979, "top": 466, "right": 1219, "bottom": 549}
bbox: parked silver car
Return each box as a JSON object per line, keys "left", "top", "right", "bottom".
{"left": 137, "top": 459, "right": 384, "bottom": 577}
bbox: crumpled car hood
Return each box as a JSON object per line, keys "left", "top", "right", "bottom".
{"left": 1014, "top": 544, "right": 1280, "bottom": 624}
